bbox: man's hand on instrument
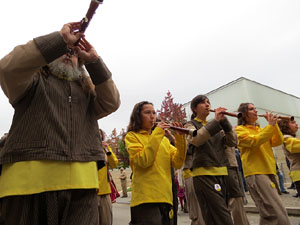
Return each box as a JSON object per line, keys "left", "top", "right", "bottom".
{"left": 74, "top": 37, "right": 100, "bottom": 63}
{"left": 60, "top": 22, "right": 83, "bottom": 48}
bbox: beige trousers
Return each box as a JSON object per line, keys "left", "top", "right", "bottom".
{"left": 121, "top": 180, "right": 128, "bottom": 197}
{"left": 228, "top": 197, "right": 250, "bottom": 225}
{"left": 246, "top": 174, "right": 291, "bottom": 225}
{"left": 184, "top": 177, "right": 206, "bottom": 225}
{"left": 98, "top": 194, "right": 112, "bottom": 225}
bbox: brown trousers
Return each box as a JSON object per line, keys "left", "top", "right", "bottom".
{"left": 246, "top": 174, "right": 291, "bottom": 225}
{"left": 193, "top": 175, "right": 234, "bottom": 225}
{"left": 0, "top": 189, "right": 99, "bottom": 225}
{"left": 184, "top": 177, "right": 206, "bottom": 225}
{"left": 98, "top": 194, "right": 112, "bottom": 225}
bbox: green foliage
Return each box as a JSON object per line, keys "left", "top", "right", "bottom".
{"left": 107, "top": 128, "right": 129, "bottom": 168}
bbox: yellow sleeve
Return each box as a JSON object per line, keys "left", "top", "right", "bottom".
{"left": 170, "top": 134, "right": 187, "bottom": 169}
{"left": 271, "top": 124, "right": 284, "bottom": 147}
{"left": 235, "top": 125, "right": 275, "bottom": 148}
{"left": 125, "top": 127, "right": 164, "bottom": 168}
{"left": 285, "top": 137, "right": 300, "bottom": 153}
{"left": 107, "top": 146, "right": 119, "bottom": 169}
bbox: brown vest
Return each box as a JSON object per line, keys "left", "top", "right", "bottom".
{"left": 1, "top": 72, "right": 105, "bottom": 166}
{"left": 187, "top": 120, "right": 229, "bottom": 169}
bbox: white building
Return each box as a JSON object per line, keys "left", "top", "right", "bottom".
{"left": 183, "top": 76, "right": 300, "bottom": 183}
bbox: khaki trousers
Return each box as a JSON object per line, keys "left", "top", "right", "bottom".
{"left": 246, "top": 174, "right": 291, "bottom": 225}
{"left": 228, "top": 197, "right": 249, "bottom": 225}
{"left": 121, "top": 180, "right": 127, "bottom": 197}
{"left": 98, "top": 194, "right": 112, "bottom": 225}
{"left": 184, "top": 177, "right": 206, "bottom": 225}
{"left": 227, "top": 167, "right": 250, "bottom": 225}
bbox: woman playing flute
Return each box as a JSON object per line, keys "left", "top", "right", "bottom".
{"left": 235, "top": 103, "right": 291, "bottom": 225}
{"left": 124, "top": 101, "right": 187, "bottom": 225}
{"left": 184, "top": 95, "right": 236, "bottom": 225}
{"left": 278, "top": 119, "right": 300, "bottom": 198}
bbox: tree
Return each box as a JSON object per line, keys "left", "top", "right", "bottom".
{"left": 157, "top": 90, "right": 187, "bottom": 124}
{"left": 106, "top": 128, "right": 129, "bottom": 168}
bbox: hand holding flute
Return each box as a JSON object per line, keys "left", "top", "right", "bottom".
{"left": 155, "top": 121, "right": 197, "bottom": 137}
{"left": 258, "top": 113, "right": 294, "bottom": 121}
{"left": 156, "top": 121, "right": 185, "bottom": 135}
{"left": 212, "top": 107, "right": 228, "bottom": 121}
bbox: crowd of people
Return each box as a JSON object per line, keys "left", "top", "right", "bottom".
{"left": 0, "top": 20, "right": 299, "bottom": 225}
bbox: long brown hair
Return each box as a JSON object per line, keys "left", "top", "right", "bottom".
{"left": 127, "top": 101, "right": 153, "bottom": 133}
{"left": 237, "top": 103, "right": 253, "bottom": 126}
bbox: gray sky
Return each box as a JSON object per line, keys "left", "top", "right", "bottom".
{"left": 0, "top": 0, "right": 300, "bottom": 136}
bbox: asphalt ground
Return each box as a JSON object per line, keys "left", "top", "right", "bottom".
{"left": 113, "top": 191, "right": 300, "bottom": 225}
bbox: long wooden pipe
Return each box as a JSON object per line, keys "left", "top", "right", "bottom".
{"left": 154, "top": 123, "right": 197, "bottom": 136}
{"left": 209, "top": 109, "right": 242, "bottom": 118}
{"left": 258, "top": 114, "right": 294, "bottom": 121}
{"left": 74, "top": 0, "right": 103, "bottom": 46}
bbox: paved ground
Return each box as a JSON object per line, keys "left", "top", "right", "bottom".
{"left": 111, "top": 168, "right": 300, "bottom": 225}
{"left": 113, "top": 192, "right": 300, "bottom": 225}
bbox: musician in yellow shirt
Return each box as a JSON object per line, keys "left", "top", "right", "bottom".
{"left": 235, "top": 103, "right": 290, "bottom": 225}
{"left": 278, "top": 119, "right": 300, "bottom": 198}
{"left": 125, "top": 101, "right": 187, "bottom": 225}
{"left": 97, "top": 129, "right": 118, "bottom": 225}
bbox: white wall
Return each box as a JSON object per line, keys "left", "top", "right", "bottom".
{"left": 183, "top": 77, "right": 300, "bottom": 130}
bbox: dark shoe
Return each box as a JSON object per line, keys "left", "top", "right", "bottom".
{"left": 292, "top": 193, "right": 299, "bottom": 198}
{"left": 281, "top": 190, "right": 289, "bottom": 194}
{"left": 121, "top": 195, "right": 127, "bottom": 198}
{"left": 288, "top": 184, "right": 296, "bottom": 189}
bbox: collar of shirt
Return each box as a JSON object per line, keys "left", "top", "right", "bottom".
{"left": 194, "top": 117, "right": 208, "bottom": 126}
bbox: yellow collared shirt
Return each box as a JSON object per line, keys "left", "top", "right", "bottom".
{"left": 125, "top": 127, "right": 186, "bottom": 207}
{"left": 235, "top": 123, "right": 283, "bottom": 177}
{"left": 284, "top": 136, "right": 300, "bottom": 182}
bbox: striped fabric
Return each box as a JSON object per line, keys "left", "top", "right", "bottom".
{"left": 1, "top": 189, "right": 99, "bottom": 225}
{"left": 1, "top": 73, "right": 105, "bottom": 164}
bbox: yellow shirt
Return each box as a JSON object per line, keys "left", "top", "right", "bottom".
{"left": 125, "top": 127, "right": 186, "bottom": 207}
{"left": 284, "top": 137, "right": 300, "bottom": 182}
{"left": 0, "top": 161, "right": 98, "bottom": 197}
{"left": 182, "top": 169, "right": 193, "bottom": 179}
{"left": 97, "top": 146, "right": 119, "bottom": 195}
{"left": 189, "top": 118, "right": 228, "bottom": 176}
{"left": 235, "top": 124, "right": 283, "bottom": 177}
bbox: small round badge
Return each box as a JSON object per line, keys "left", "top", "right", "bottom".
{"left": 214, "top": 184, "right": 222, "bottom": 192}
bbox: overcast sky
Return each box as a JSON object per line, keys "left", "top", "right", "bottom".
{"left": 0, "top": 0, "right": 300, "bottom": 136}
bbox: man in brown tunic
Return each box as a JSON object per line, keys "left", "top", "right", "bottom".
{"left": 0, "top": 22, "right": 120, "bottom": 225}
